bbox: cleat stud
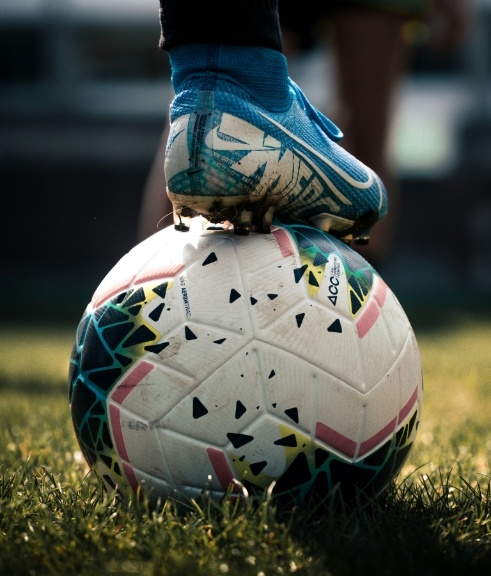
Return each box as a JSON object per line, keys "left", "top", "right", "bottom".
{"left": 353, "top": 227, "right": 372, "bottom": 246}
{"left": 173, "top": 209, "right": 191, "bottom": 232}
{"left": 338, "top": 233, "right": 353, "bottom": 245}
{"left": 233, "top": 224, "right": 250, "bottom": 236}
{"left": 251, "top": 205, "right": 274, "bottom": 234}
{"left": 233, "top": 208, "right": 253, "bottom": 236}
{"left": 259, "top": 206, "right": 275, "bottom": 234}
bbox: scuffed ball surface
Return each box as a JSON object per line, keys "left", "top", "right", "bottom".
{"left": 69, "top": 222, "right": 422, "bottom": 506}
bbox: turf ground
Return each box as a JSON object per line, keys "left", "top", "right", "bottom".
{"left": 1, "top": 309, "right": 490, "bottom": 575}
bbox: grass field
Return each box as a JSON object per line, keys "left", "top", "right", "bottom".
{"left": 1, "top": 310, "right": 491, "bottom": 575}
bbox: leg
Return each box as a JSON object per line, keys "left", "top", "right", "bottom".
{"left": 331, "top": 9, "right": 409, "bottom": 265}
{"left": 137, "top": 125, "right": 173, "bottom": 242}
{"left": 140, "top": 1, "right": 389, "bottom": 240}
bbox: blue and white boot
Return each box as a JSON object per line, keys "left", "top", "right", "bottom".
{"left": 165, "top": 44, "right": 388, "bottom": 241}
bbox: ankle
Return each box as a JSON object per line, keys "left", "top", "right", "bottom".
{"left": 169, "top": 44, "right": 290, "bottom": 111}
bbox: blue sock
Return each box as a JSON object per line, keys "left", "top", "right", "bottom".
{"left": 169, "top": 44, "right": 291, "bottom": 112}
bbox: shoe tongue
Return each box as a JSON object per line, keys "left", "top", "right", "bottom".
{"left": 169, "top": 44, "right": 290, "bottom": 112}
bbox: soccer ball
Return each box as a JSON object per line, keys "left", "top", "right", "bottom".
{"left": 69, "top": 221, "right": 422, "bottom": 506}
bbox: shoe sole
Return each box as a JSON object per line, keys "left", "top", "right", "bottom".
{"left": 169, "top": 191, "right": 375, "bottom": 243}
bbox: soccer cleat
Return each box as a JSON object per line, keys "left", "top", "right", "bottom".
{"left": 165, "top": 45, "right": 388, "bottom": 241}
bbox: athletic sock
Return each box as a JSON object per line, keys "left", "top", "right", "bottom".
{"left": 169, "top": 44, "right": 291, "bottom": 112}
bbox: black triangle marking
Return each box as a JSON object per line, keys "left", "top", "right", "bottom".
{"left": 285, "top": 407, "right": 299, "bottom": 423}
{"left": 153, "top": 282, "right": 168, "bottom": 299}
{"left": 88, "top": 368, "right": 122, "bottom": 392}
{"left": 328, "top": 319, "right": 342, "bottom": 333}
{"left": 229, "top": 289, "right": 241, "bottom": 303}
{"left": 315, "top": 448, "right": 329, "bottom": 468}
{"left": 202, "top": 252, "right": 218, "bottom": 266}
{"left": 269, "top": 370, "right": 276, "bottom": 379}
{"left": 114, "top": 353, "right": 132, "bottom": 367}
{"left": 213, "top": 338, "right": 226, "bottom": 344}
{"left": 123, "top": 287, "right": 146, "bottom": 307}
{"left": 267, "top": 293, "right": 278, "bottom": 300}
{"left": 102, "top": 322, "right": 134, "bottom": 351}
{"left": 193, "top": 397, "right": 208, "bottom": 419}
{"left": 295, "top": 313, "right": 305, "bottom": 328}
{"left": 349, "top": 277, "right": 364, "bottom": 299}
{"left": 149, "top": 302, "right": 165, "bottom": 322}
{"left": 113, "top": 292, "right": 127, "bottom": 305}
{"left": 235, "top": 400, "right": 247, "bottom": 419}
{"left": 274, "top": 434, "right": 297, "bottom": 447}
{"left": 99, "top": 307, "right": 129, "bottom": 328}
{"left": 128, "top": 305, "right": 142, "bottom": 316}
{"left": 227, "top": 432, "right": 254, "bottom": 449}
{"left": 91, "top": 401, "right": 106, "bottom": 416}
{"left": 250, "top": 297, "right": 258, "bottom": 305}
{"left": 294, "top": 265, "right": 308, "bottom": 283}
{"left": 122, "top": 325, "right": 156, "bottom": 348}
{"left": 185, "top": 326, "right": 197, "bottom": 340}
{"left": 144, "top": 342, "right": 170, "bottom": 354}
{"left": 249, "top": 461, "right": 267, "bottom": 476}
{"left": 350, "top": 290, "right": 362, "bottom": 315}
{"left": 308, "top": 271, "right": 319, "bottom": 287}
{"left": 273, "top": 452, "right": 312, "bottom": 493}
{"left": 82, "top": 322, "right": 116, "bottom": 372}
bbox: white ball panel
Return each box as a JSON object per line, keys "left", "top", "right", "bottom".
{"left": 394, "top": 330, "right": 424, "bottom": 419}
{"left": 378, "top": 288, "right": 414, "bottom": 357}
{"left": 245, "top": 260, "right": 309, "bottom": 331}
{"left": 158, "top": 430, "right": 226, "bottom": 491}
{"left": 263, "top": 302, "right": 366, "bottom": 391}
{"left": 132, "top": 468, "right": 175, "bottom": 507}
{"left": 109, "top": 361, "right": 193, "bottom": 422}
{"left": 148, "top": 322, "right": 251, "bottom": 383}
{"left": 159, "top": 344, "right": 264, "bottom": 444}
{"left": 233, "top": 228, "right": 297, "bottom": 274}
{"left": 112, "top": 404, "right": 170, "bottom": 480}
{"left": 139, "top": 280, "right": 183, "bottom": 334}
{"left": 225, "top": 413, "right": 297, "bottom": 480}
{"left": 256, "top": 344, "right": 319, "bottom": 434}
{"left": 178, "top": 238, "right": 253, "bottom": 333}
{"left": 315, "top": 374, "right": 365, "bottom": 458}
{"left": 360, "top": 368, "right": 402, "bottom": 448}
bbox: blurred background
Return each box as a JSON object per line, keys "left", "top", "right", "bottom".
{"left": 1, "top": 0, "right": 491, "bottom": 326}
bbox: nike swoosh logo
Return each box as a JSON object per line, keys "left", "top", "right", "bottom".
{"left": 201, "top": 111, "right": 381, "bottom": 209}
{"left": 204, "top": 114, "right": 281, "bottom": 152}
{"left": 167, "top": 127, "right": 185, "bottom": 149}
{"left": 258, "top": 111, "right": 376, "bottom": 192}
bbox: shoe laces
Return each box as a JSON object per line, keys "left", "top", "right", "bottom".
{"left": 289, "top": 79, "right": 343, "bottom": 142}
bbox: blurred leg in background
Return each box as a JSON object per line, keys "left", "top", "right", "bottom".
{"left": 329, "top": 9, "right": 410, "bottom": 267}
{"left": 281, "top": 2, "right": 429, "bottom": 269}
{"left": 137, "top": 123, "right": 173, "bottom": 240}
{"left": 281, "top": 0, "right": 472, "bottom": 268}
